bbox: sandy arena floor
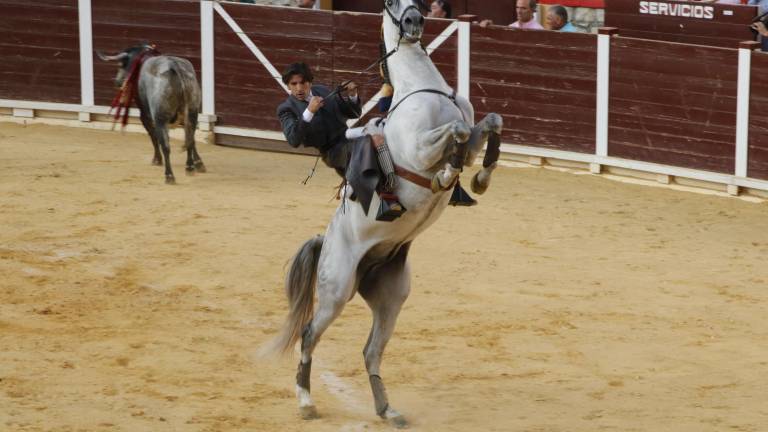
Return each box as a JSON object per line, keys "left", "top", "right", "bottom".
{"left": 0, "top": 122, "right": 767, "bottom": 432}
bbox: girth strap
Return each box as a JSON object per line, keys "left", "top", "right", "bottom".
{"left": 387, "top": 88, "right": 458, "bottom": 118}
{"left": 394, "top": 164, "right": 432, "bottom": 190}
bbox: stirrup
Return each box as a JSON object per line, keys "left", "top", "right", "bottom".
{"left": 376, "top": 192, "right": 406, "bottom": 222}
{"left": 448, "top": 182, "right": 477, "bottom": 207}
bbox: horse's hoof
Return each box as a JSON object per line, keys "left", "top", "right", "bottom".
{"left": 430, "top": 171, "right": 445, "bottom": 193}
{"left": 185, "top": 166, "right": 195, "bottom": 175}
{"left": 387, "top": 414, "right": 408, "bottom": 429}
{"left": 471, "top": 171, "right": 489, "bottom": 194}
{"left": 195, "top": 162, "right": 207, "bottom": 173}
{"left": 165, "top": 176, "right": 176, "bottom": 185}
{"left": 152, "top": 159, "right": 162, "bottom": 166}
{"left": 299, "top": 405, "right": 319, "bottom": 420}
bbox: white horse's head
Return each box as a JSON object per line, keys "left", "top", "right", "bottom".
{"left": 383, "top": 0, "right": 426, "bottom": 44}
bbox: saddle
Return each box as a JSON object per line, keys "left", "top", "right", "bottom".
{"left": 346, "top": 133, "right": 406, "bottom": 222}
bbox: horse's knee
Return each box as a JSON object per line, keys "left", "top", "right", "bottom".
{"left": 485, "top": 113, "right": 503, "bottom": 134}
{"left": 451, "top": 121, "right": 471, "bottom": 143}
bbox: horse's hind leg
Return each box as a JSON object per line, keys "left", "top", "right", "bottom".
{"left": 185, "top": 109, "right": 206, "bottom": 173}
{"left": 139, "top": 110, "right": 162, "bottom": 166}
{"left": 359, "top": 243, "right": 411, "bottom": 428}
{"left": 153, "top": 121, "right": 175, "bottom": 184}
{"left": 296, "top": 233, "right": 361, "bottom": 419}
{"left": 465, "top": 113, "right": 503, "bottom": 194}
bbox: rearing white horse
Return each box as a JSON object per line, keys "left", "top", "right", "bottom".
{"left": 266, "top": 0, "right": 503, "bottom": 427}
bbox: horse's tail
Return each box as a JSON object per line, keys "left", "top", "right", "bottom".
{"left": 261, "top": 235, "right": 324, "bottom": 357}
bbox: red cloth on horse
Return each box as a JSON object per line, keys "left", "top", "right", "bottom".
{"left": 109, "top": 46, "right": 159, "bottom": 128}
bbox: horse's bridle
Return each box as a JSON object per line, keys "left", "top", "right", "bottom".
{"left": 384, "top": 0, "right": 425, "bottom": 41}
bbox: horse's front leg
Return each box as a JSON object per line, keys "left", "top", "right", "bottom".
{"left": 465, "top": 113, "right": 503, "bottom": 194}
{"left": 413, "top": 120, "right": 471, "bottom": 192}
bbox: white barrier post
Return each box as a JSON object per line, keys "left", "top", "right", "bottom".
{"left": 594, "top": 27, "right": 617, "bottom": 173}
{"left": 456, "top": 15, "right": 474, "bottom": 101}
{"left": 200, "top": 0, "right": 215, "bottom": 131}
{"left": 733, "top": 40, "right": 760, "bottom": 195}
{"left": 78, "top": 0, "right": 94, "bottom": 122}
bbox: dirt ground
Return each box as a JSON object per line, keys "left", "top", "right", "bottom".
{"left": 1, "top": 121, "right": 767, "bottom": 432}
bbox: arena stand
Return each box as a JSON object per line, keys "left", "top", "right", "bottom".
{"left": 1, "top": 0, "right": 767, "bottom": 194}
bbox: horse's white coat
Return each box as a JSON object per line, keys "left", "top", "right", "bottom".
{"left": 272, "top": 1, "right": 503, "bottom": 426}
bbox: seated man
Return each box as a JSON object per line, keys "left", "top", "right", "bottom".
{"left": 277, "top": 62, "right": 404, "bottom": 220}
{"left": 545, "top": 5, "right": 581, "bottom": 32}
{"left": 510, "top": 0, "right": 544, "bottom": 30}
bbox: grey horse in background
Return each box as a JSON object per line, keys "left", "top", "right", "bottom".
{"left": 98, "top": 44, "right": 206, "bottom": 184}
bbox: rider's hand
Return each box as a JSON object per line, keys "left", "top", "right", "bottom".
{"left": 478, "top": 19, "right": 493, "bottom": 28}
{"left": 308, "top": 95, "right": 325, "bottom": 113}
{"left": 371, "top": 134, "right": 385, "bottom": 147}
{"left": 752, "top": 21, "right": 768, "bottom": 37}
{"left": 343, "top": 82, "right": 358, "bottom": 98}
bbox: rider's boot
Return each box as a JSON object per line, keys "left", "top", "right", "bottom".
{"left": 371, "top": 132, "right": 406, "bottom": 221}
{"left": 448, "top": 179, "right": 477, "bottom": 207}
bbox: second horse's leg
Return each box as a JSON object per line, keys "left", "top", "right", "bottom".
{"left": 185, "top": 109, "right": 206, "bottom": 173}
{"left": 153, "top": 122, "right": 175, "bottom": 184}
{"left": 139, "top": 110, "right": 162, "bottom": 166}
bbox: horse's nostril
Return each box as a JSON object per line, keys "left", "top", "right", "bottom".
{"left": 418, "top": 16, "right": 424, "bottom": 25}
{"left": 405, "top": 17, "right": 412, "bottom": 24}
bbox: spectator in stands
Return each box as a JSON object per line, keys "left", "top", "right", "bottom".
{"left": 751, "top": 20, "right": 768, "bottom": 51}
{"left": 428, "top": 0, "right": 452, "bottom": 18}
{"left": 510, "top": 0, "right": 544, "bottom": 29}
{"left": 545, "top": 5, "right": 580, "bottom": 32}
{"left": 749, "top": 0, "right": 768, "bottom": 50}
{"left": 749, "top": 0, "right": 768, "bottom": 13}
{"left": 298, "top": 0, "right": 315, "bottom": 8}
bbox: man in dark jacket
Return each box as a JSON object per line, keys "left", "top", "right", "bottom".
{"left": 277, "top": 62, "right": 405, "bottom": 220}
{"left": 277, "top": 62, "right": 363, "bottom": 178}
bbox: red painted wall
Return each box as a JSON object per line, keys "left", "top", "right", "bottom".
{"left": 608, "top": 37, "right": 738, "bottom": 173}
{"left": 0, "top": 0, "right": 80, "bottom": 104}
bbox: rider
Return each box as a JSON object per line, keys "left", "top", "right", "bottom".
{"left": 277, "top": 62, "right": 404, "bottom": 220}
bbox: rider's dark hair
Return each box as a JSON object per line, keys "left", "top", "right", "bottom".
{"left": 436, "top": 0, "right": 452, "bottom": 18}
{"left": 281, "top": 62, "right": 314, "bottom": 84}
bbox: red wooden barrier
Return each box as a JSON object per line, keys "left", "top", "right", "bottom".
{"left": 214, "top": 3, "right": 333, "bottom": 130}
{"left": 748, "top": 51, "right": 768, "bottom": 180}
{"left": 0, "top": 0, "right": 80, "bottom": 104}
{"left": 470, "top": 25, "right": 598, "bottom": 154}
{"left": 608, "top": 37, "right": 738, "bottom": 174}
{"left": 331, "top": 0, "right": 518, "bottom": 27}
{"left": 213, "top": 5, "right": 457, "bottom": 130}
{"left": 2, "top": 1, "right": 768, "bottom": 189}
{"left": 605, "top": 0, "right": 757, "bottom": 48}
